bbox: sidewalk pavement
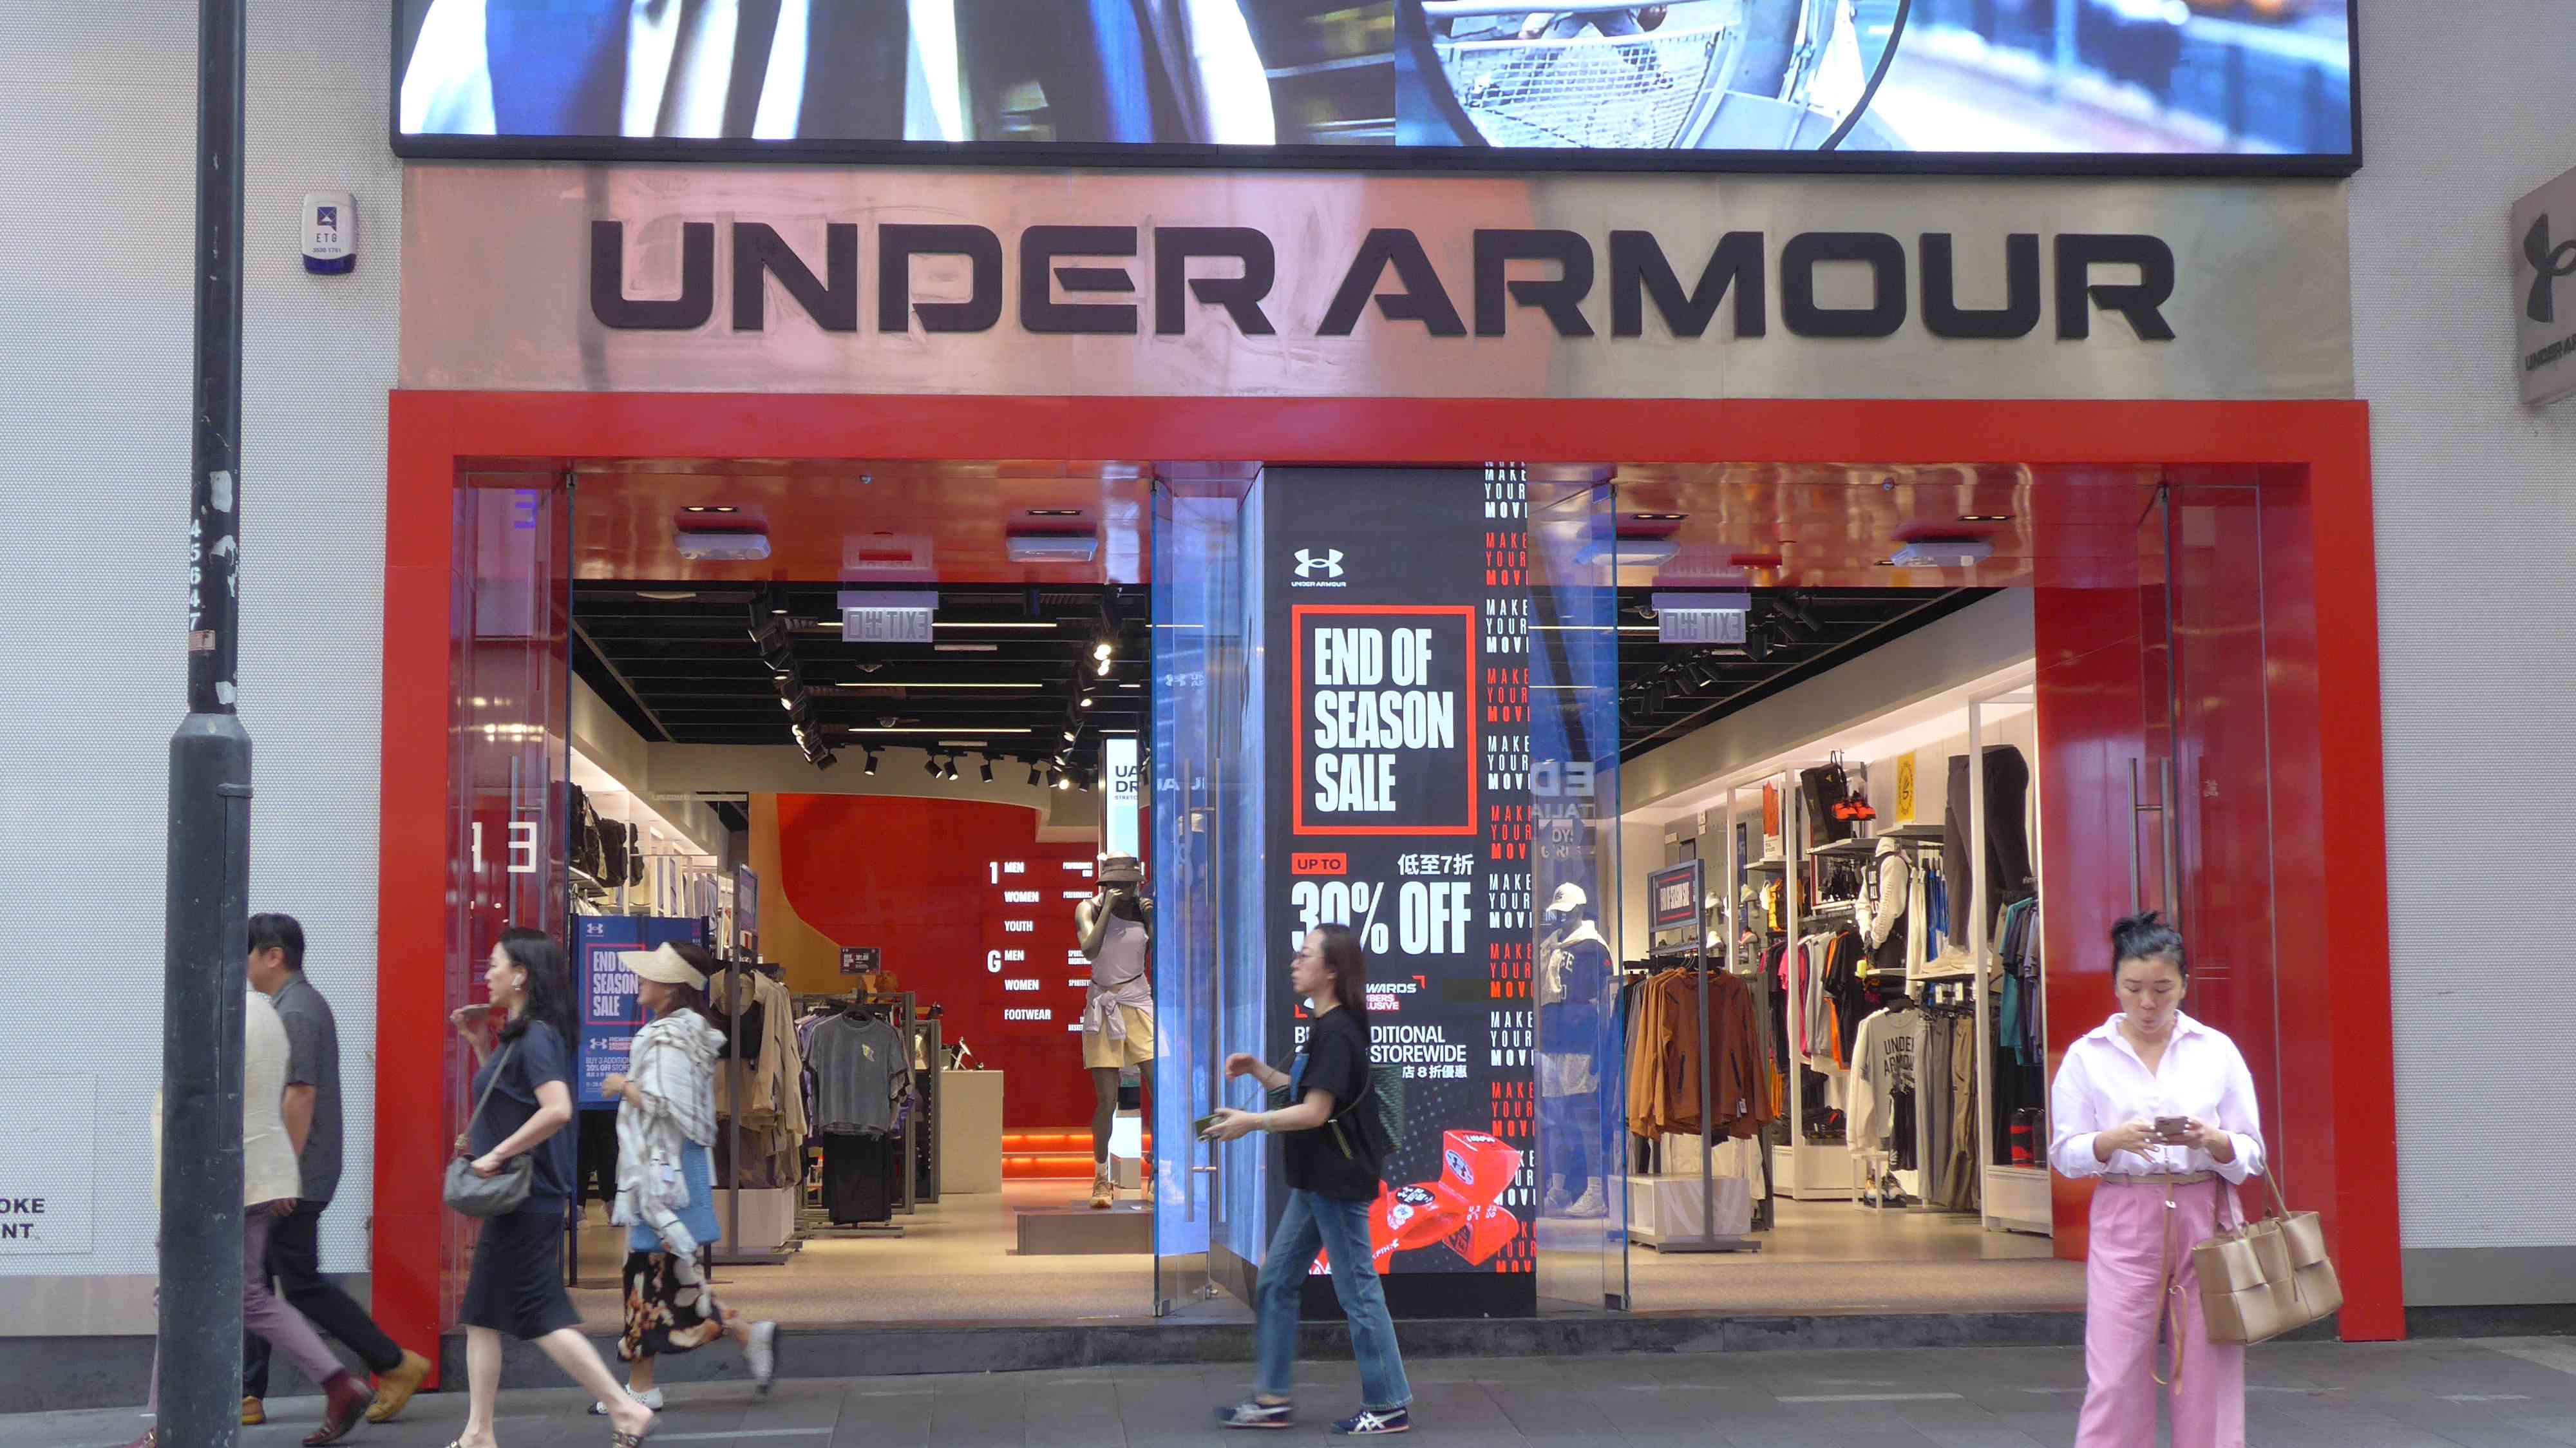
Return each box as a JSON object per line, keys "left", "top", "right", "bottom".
{"left": 17, "top": 1337, "right": 2576, "bottom": 1447}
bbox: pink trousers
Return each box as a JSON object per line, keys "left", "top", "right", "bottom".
{"left": 2076, "top": 1178, "right": 2245, "bottom": 1448}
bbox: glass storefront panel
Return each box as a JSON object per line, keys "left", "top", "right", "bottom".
{"left": 1527, "top": 472, "right": 1629, "bottom": 1310}
{"left": 442, "top": 472, "right": 574, "bottom": 1319}
{"left": 1151, "top": 476, "right": 1269, "bottom": 1311}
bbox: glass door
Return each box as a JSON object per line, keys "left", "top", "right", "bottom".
{"left": 1527, "top": 473, "right": 1627, "bottom": 1310}
{"left": 1149, "top": 475, "right": 1263, "bottom": 1313}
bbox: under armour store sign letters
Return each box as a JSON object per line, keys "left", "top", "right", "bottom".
{"left": 2513, "top": 163, "right": 2576, "bottom": 407}
{"left": 399, "top": 167, "right": 2354, "bottom": 402}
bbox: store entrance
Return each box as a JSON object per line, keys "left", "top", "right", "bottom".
{"left": 395, "top": 418, "right": 2394, "bottom": 1351}
{"left": 446, "top": 458, "right": 1220, "bottom": 1333}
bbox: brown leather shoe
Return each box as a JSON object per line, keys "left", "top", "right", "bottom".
{"left": 305, "top": 1371, "right": 372, "bottom": 1445}
{"left": 242, "top": 1396, "right": 265, "bottom": 1425}
{"left": 366, "top": 1348, "right": 432, "bottom": 1423}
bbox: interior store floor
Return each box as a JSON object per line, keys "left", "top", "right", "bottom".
{"left": 1621, "top": 1199, "right": 2081, "bottom": 1315}
{"left": 569, "top": 1183, "right": 1186, "bottom": 1328}
{"left": 571, "top": 1188, "right": 2075, "bottom": 1328}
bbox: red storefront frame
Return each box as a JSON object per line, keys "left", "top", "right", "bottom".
{"left": 379, "top": 391, "right": 2398, "bottom": 1371}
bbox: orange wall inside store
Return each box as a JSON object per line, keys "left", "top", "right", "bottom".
{"left": 772, "top": 793, "right": 1097, "bottom": 1129}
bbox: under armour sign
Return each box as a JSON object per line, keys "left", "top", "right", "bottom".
{"left": 2513, "top": 164, "right": 2576, "bottom": 406}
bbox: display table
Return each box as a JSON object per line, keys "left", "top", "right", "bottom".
{"left": 1625, "top": 1172, "right": 1753, "bottom": 1243}
{"left": 708, "top": 1187, "right": 797, "bottom": 1253}
{"left": 938, "top": 1069, "right": 1004, "bottom": 1194}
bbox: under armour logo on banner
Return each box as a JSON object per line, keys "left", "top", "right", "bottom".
{"left": 1293, "top": 548, "right": 1345, "bottom": 579}
{"left": 2525, "top": 214, "right": 2576, "bottom": 323}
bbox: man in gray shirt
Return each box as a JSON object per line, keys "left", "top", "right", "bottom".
{"left": 241, "top": 914, "right": 431, "bottom": 1428}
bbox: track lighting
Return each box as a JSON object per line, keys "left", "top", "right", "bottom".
{"left": 1092, "top": 638, "right": 1114, "bottom": 662}
{"left": 1774, "top": 592, "right": 1820, "bottom": 640}
{"left": 1055, "top": 772, "right": 1072, "bottom": 791}
{"left": 1095, "top": 657, "right": 1112, "bottom": 678}
{"left": 813, "top": 750, "right": 837, "bottom": 772}
{"left": 1063, "top": 727, "right": 1078, "bottom": 743}
{"left": 1028, "top": 763, "right": 1043, "bottom": 786}
{"left": 1076, "top": 771, "right": 1092, "bottom": 793}
{"left": 1079, "top": 695, "right": 1094, "bottom": 709}
{"left": 864, "top": 751, "right": 880, "bottom": 776}
{"left": 1743, "top": 626, "right": 1772, "bottom": 663}
{"left": 924, "top": 756, "right": 940, "bottom": 778}
{"left": 943, "top": 758, "right": 960, "bottom": 781}
{"left": 980, "top": 757, "right": 995, "bottom": 783}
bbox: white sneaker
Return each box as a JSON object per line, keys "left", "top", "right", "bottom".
{"left": 1566, "top": 1181, "right": 1607, "bottom": 1219}
{"left": 589, "top": 1386, "right": 663, "bottom": 1416}
{"left": 746, "top": 1320, "right": 780, "bottom": 1395}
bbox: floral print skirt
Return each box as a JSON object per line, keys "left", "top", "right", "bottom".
{"left": 618, "top": 1245, "right": 726, "bottom": 1361}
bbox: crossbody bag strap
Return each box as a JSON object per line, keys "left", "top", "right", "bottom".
{"left": 462, "top": 1041, "right": 520, "bottom": 1143}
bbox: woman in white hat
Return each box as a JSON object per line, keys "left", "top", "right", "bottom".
{"left": 593, "top": 940, "right": 779, "bottom": 1415}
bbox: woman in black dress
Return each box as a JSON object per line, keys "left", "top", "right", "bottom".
{"left": 449, "top": 928, "right": 656, "bottom": 1447}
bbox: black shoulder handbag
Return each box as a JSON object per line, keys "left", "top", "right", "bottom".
{"left": 444, "top": 1042, "right": 533, "bottom": 1219}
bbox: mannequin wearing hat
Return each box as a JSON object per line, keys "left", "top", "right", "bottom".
{"left": 1075, "top": 855, "right": 1155, "bottom": 1209}
{"left": 1537, "top": 882, "right": 1615, "bottom": 1219}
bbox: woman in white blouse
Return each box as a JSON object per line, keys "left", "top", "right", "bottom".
{"left": 2049, "top": 911, "right": 2265, "bottom": 1448}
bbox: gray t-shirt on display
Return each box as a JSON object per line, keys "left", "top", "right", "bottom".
{"left": 269, "top": 973, "right": 344, "bottom": 1203}
{"left": 806, "top": 1013, "right": 911, "bottom": 1136}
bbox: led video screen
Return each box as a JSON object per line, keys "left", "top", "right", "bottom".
{"left": 394, "top": 1, "right": 2356, "bottom": 173}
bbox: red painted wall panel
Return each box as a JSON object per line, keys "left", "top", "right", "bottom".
{"left": 774, "top": 794, "right": 1099, "bottom": 1129}
{"left": 2034, "top": 582, "right": 2145, "bottom": 1261}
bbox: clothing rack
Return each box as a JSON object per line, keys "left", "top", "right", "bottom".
{"left": 713, "top": 961, "right": 795, "bottom": 1265}
{"left": 799, "top": 989, "right": 922, "bottom": 1238}
{"left": 1640, "top": 858, "right": 1761, "bottom": 1255}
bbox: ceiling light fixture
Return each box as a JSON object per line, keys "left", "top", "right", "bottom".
{"left": 1063, "top": 727, "right": 1079, "bottom": 743}
{"left": 1095, "top": 658, "right": 1113, "bottom": 678}
{"left": 1631, "top": 513, "right": 1687, "bottom": 522}
{"left": 863, "top": 752, "right": 880, "bottom": 776}
{"left": 1055, "top": 772, "right": 1072, "bottom": 792}
{"left": 683, "top": 505, "right": 738, "bottom": 514}
{"left": 1028, "top": 763, "right": 1043, "bottom": 786}
{"left": 980, "top": 757, "right": 995, "bottom": 783}
{"left": 923, "top": 757, "right": 941, "bottom": 777}
{"left": 1958, "top": 514, "right": 2014, "bottom": 523}
{"left": 943, "top": 759, "right": 961, "bottom": 781}
{"left": 1026, "top": 509, "right": 1084, "bottom": 517}
{"left": 1078, "top": 695, "right": 1094, "bottom": 709}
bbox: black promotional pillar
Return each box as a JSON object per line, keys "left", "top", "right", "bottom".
{"left": 1263, "top": 468, "right": 1535, "bottom": 1319}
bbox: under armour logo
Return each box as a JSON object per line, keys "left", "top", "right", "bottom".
{"left": 2525, "top": 214, "right": 2576, "bottom": 324}
{"left": 1293, "top": 548, "right": 1345, "bottom": 579}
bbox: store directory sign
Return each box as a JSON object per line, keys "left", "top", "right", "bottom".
{"left": 574, "top": 915, "right": 709, "bottom": 1109}
{"left": 394, "top": 1, "right": 2356, "bottom": 174}
{"left": 1265, "top": 468, "right": 1533, "bottom": 1295}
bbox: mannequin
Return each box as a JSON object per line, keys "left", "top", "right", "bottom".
{"left": 1863, "top": 836, "right": 1912, "bottom": 980}
{"left": 1536, "top": 882, "right": 1614, "bottom": 1219}
{"left": 1075, "top": 855, "right": 1154, "bottom": 1208}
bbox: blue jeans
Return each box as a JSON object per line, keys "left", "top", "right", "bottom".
{"left": 1255, "top": 1189, "right": 1412, "bottom": 1412}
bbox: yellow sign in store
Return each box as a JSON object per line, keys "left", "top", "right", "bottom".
{"left": 1895, "top": 754, "right": 1917, "bottom": 824}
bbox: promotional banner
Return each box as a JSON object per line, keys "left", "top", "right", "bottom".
{"left": 574, "top": 915, "right": 710, "bottom": 1108}
{"left": 396, "top": 0, "right": 2353, "bottom": 171}
{"left": 1265, "top": 468, "right": 1534, "bottom": 1308}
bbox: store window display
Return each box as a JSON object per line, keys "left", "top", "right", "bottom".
{"left": 1077, "top": 854, "right": 1154, "bottom": 1210}
{"left": 1536, "top": 882, "right": 1616, "bottom": 1219}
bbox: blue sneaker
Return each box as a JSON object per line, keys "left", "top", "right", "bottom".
{"left": 1217, "top": 1398, "right": 1294, "bottom": 1429}
{"left": 1331, "top": 1406, "right": 1412, "bottom": 1434}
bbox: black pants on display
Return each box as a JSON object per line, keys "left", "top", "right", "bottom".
{"left": 243, "top": 1199, "right": 404, "bottom": 1398}
{"left": 822, "top": 1133, "right": 899, "bottom": 1224}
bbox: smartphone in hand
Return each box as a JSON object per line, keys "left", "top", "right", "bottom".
{"left": 1195, "top": 1113, "right": 1220, "bottom": 1141}
{"left": 2152, "top": 1115, "right": 2192, "bottom": 1142}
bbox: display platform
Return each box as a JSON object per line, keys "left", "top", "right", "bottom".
{"left": 1016, "top": 1200, "right": 1154, "bottom": 1256}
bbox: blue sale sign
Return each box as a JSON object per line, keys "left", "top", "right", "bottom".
{"left": 574, "top": 915, "right": 708, "bottom": 1110}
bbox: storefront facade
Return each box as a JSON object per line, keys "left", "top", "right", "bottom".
{"left": 375, "top": 156, "right": 2399, "bottom": 1350}
{"left": 14, "top": 0, "right": 2576, "bottom": 1409}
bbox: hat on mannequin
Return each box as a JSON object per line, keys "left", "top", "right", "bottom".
{"left": 1546, "top": 882, "right": 1589, "bottom": 915}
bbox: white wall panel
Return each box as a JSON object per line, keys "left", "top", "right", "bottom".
{"left": 0, "top": 0, "right": 395, "bottom": 1302}
{"left": 2351, "top": 1, "right": 2576, "bottom": 1266}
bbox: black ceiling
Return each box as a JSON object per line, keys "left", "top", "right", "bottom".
{"left": 1615, "top": 588, "right": 1993, "bottom": 759}
{"left": 576, "top": 581, "right": 1989, "bottom": 779}
{"left": 574, "top": 582, "right": 1148, "bottom": 781}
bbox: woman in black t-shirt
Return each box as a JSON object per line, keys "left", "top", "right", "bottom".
{"left": 450, "top": 929, "right": 657, "bottom": 1447}
{"left": 1204, "top": 924, "right": 1415, "bottom": 1436}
